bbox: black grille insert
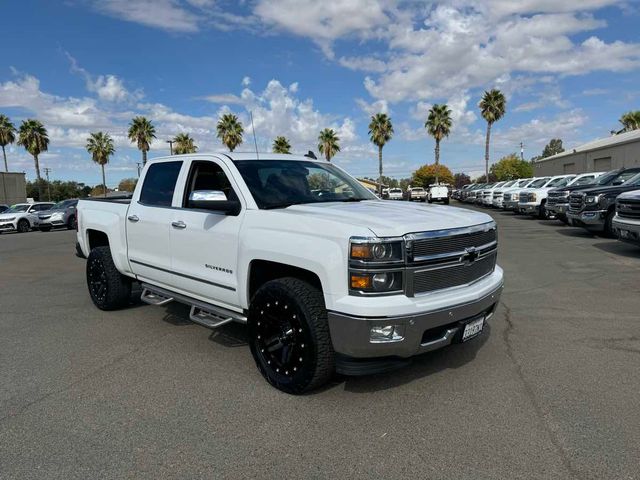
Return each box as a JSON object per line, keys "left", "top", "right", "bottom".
{"left": 412, "top": 252, "right": 496, "bottom": 295}
{"left": 617, "top": 199, "right": 640, "bottom": 219}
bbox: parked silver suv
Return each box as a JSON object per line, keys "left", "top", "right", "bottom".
{"left": 36, "top": 199, "right": 79, "bottom": 231}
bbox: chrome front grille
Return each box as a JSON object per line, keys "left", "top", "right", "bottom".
{"left": 546, "top": 191, "right": 568, "bottom": 206}
{"left": 405, "top": 224, "right": 498, "bottom": 296}
{"left": 617, "top": 199, "right": 640, "bottom": 219}
{"left": 411, "top": 252, "right": 497, "bottom": 295}
{"left": 503, "top": 193, "right": 512, "bottom": 202}
{"left": 569, "top": 192, "right": 585, "bottom": 212}
{"left": 519, "top": 192, "right": 533, "bottom": 203}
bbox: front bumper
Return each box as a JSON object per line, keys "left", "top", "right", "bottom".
{"left": 0, "top": 221, "right": 17, "bottom": 231}
{"left": 327, "top": 282, "right": 503, "bottom": 359}
{"left": 613, "top": 216, "right": 640, "bottom": 245}
{"left": 567, "top": 210, "right": 607, "bottom": 230}
{"left": 504, "top": 200, "right": 519, "bottom": 210}
{"left": 518, "top": 203, "right": 539, "bottom": 215}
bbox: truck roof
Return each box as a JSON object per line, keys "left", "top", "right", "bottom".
{"left": 148, "top": 152, "right": 325, "bottom": 163}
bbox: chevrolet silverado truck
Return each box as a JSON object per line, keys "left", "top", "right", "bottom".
{"left": 547, "top": 168, "right": 640, "bottom": 224}
{"left": 503, "top": 178, "right": 548, "bottom": 211}
{"left": 76, "top": 153, "right": 503, "bottom": 394}
{"left": 517, "top": 175, "right": 575, "bottom": 219}
{"left": 613, "top": 190, "right": 640, "bottom": 246}
{"left": 490, "top": 180, "right": 519, "bottom": 208}
{"left": 567, "top": 172, "right": 640, "bottom": 236}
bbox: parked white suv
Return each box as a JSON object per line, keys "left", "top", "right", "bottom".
{"left": 427, "top": 184, "right": 450, "bottom": 204}
{"left": 517, "top": 175, "right": 576, "bottom": 218}
{"left": 0, "top": 202, "right": 55, "bottom": 233}
{"left": 77, "top": 153, "right": 503, "bottom": 393}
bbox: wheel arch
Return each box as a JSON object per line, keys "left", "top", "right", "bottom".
{"left": 87, "top": 229, "right": 110, "bottom": 251}
{"left": 248, "top": 260, "right": 323, "bottom": 303}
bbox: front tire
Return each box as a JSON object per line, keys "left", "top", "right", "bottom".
{"left": 248, "top": 277, "right": 335, "bottom": 394}
{"left": 603, "top": 210, "right": 616, "bottom": 238}
{"left": 17, "top": 219, "right": 30, "bottom": 233}
{"left": 86, "top": 246, "right": 132, "bottom": 310}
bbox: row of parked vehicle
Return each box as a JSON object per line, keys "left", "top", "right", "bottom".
{"left": 454, "top": 167, "right": 640, "bottom": 246}
{"left": 383, "top": 184, "right": 452, "bottom": 204}
{"left": 0, "top": 199, "right": 78, "bottom": 234}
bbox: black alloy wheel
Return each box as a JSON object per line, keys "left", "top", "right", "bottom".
{"left": 17, "top": 219, "right": 30, "bottom": 233}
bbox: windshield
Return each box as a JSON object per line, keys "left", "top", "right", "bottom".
{"left": 547, "top": 176, "right": 574, "bottom": 188}
{"left": 624, "top": 173, "right": 640, "bottom": 187}
{"left": 529, "top": 178, "right": 550, "bottom": 188}
{"left": 611, "top": 170, "right": 640, "bottom": 185}
{"left": 569, "top": 175, "right": 595, "bottom": 186}
{"left": 52, "top": 200, "right": 76, "bottom": 209}
{"left": 5, "top": 204, "right": 30, "bottom": 213}
{"left": 517, "top": 179, "right": 530, "bottom": 187}
{"left": 234, "top": 160, "right": 377, "bottom": 209}
{"left": 502, "top": 181, "right": 515, "bottom": 188}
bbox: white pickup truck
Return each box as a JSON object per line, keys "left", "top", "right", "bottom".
{"left": 77, "top": 153, "right": 503, "bottom": 393}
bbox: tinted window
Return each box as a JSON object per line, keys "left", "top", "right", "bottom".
{"left": 573, "top": 176, "right": 595, "bottom": 186}
{"left": 140, "top": 161, "right": 183, "bottom": 207}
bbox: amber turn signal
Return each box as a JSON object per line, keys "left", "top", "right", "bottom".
{"left": 350, "top": 244, "right": 371, "bottom": 259}
{"left": 350, "top": 274, "right": 372, "bottom": 289}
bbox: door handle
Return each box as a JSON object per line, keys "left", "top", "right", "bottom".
{"left": 171, "top": 221, "right": 187, "bottom": 229}
{"left": 127, "top": 215, "right": 139, "bottom": 222}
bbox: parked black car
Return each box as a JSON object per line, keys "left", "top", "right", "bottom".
{"left": 547, "top": 167, "right": 640, "bottom": 224}
{"left": 567, "top": 172, "right": 640, "bottom": 236}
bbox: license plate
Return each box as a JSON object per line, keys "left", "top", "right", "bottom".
{"left": 462, "top": 317, "right": 484, "bottom": 341}
{"left": 619, "top": 229, "right": 630, "bottom": 239}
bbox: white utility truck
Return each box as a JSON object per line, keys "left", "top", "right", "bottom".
{"left": 77, "top": 153, "right": 503, "bottom": 393}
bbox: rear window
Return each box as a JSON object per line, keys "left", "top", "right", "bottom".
{"left": 140, "top": 161, "right": 183, "bottom": 207}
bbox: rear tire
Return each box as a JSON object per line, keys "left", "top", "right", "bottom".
{"left": 248, "top": 277, "right": 335, "bottom": 394}
{"left": 17, "top": 219, "right": 30, "bottom": 233}
{"left": 86, "top": 246, "right": 132, "bottom": 310}
{"left": 444, "top": 198, "right": 450, "bottom": 205}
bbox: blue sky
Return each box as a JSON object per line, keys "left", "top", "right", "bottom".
{"left": 1, "top": 0, "right": 639, "bottom": 187}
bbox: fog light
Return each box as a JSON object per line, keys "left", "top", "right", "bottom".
{"left": 370, "top": 325, "right": 404, "bottom": 343}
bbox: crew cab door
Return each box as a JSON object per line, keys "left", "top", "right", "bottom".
{"left": 126, "top": 159, "right": 184, "bottom": 287}
{"left": 169, "top": 158, "right": 244, "bottom": 309}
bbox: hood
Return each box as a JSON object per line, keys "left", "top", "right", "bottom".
{"left": 551, "top": 183, "right": 597, "bottom": 194}
{"left": 0, "top": 211, "right": 26, "bottom": 220}
{"left": 579, "top": 184, "right": 640, "bottom": 196}
{"left": 277, "top": 200, "right": 493, "bottom": 237}
{"left": 617, "top": 189, "right": 640, "bottom": 201}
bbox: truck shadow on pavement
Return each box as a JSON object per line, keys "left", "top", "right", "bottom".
{"left": 338, "top": 325, "right": 491, "bottom": 394}
{"left": 592, "top": 241, "right": 640, "bottom": 259}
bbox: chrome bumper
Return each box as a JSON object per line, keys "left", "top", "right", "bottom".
{"left": 327, "top": 283, "right": 503, "bottom": 358}
{"left": 613, "top": 216, "right": 640, "bottom": 244}
{"left": 567, "top": 210, "right": 608, "bottom": 229}
{"left": 518, "top": 203, "right": 538, "bottom": 215}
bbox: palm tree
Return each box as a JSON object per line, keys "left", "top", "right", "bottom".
{"left": 216, "top": 114, "right": 244, "bottom": 152}
{"left": 0, "top": 114, "right": 16, "bottom": 172}
{"left": 368, "top": 113, "right": 394, "bottom": 195}
{"left": 479, "top": 89, "right": 507, "bottom": 181}
{"left": 318, "top": 128, "right": 340, "bottom": 162}
{"left": 425, "top": 104, "right": 452, "bottom": 183}
{"left": 173, "top": 133, "right": 198, "bottom": 154}
{"left": 619, "top": 111, "right": 640, "bottom": 132}
{"left": 127, "top": 116, "right": 156, "bottom": 165}
{"left": 86, "top": 132, "right": 115, "bottom": 197}
{"left": 17, "top": 119, "right": 49, "bottom": 200}
{"left": 272, "top": 136, "right": 292, "bottom": 154}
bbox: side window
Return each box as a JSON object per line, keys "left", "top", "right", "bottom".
{"left": 139, "top": 161, "right": 183, "bottom": 207}
{"left": 182, "top": 161, "right": 237, "bottom": 207}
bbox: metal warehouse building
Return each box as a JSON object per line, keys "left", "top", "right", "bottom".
{"left": 533, "top": 129, "right": 640, "bottom": 176}
{"left": 0, "top": 172, "right": 27, "bottom": 205}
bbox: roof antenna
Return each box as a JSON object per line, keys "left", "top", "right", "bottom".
{"left": 249, "top": 110, "right": 259, "bottom": 160}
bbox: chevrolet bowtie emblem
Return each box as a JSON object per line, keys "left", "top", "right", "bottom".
{"left": 462, "top": 247, "right": 479, "bottom": 264}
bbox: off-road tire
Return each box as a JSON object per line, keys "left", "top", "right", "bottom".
{"left": 86, "top": 246, "right": 132, "bottom": 310}
{"left": 248, "top": 277, "right": 335, "bottom": 394}
{"left": 17, "top": 219, "right": 30, "bottom": 233}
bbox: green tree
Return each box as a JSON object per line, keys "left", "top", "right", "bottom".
{"left": 91, "top": 184, "right": 110, "bottom": 196}
{"left": 541, "top": 138, "right": 564, "bottom": 158}
{"left": 272, "top": 136, "right": 292, "bottom": 154}
{"left": 86, "top": 132, "right": 115, "bottom": 197}
{"left": 453, "top": 172, "right": 471, "bottom": 189}
{"left": 368, "top": 113, "right": 394, "bottom": 195}
{"left": 412, "top": 164, "right": 454, "bottom": 187}
{"left": 216, "top": 114, "right": 244, "bottom": 152}
{"left": 118, "top": 178, "right": 138, "bottom": 192}
{"left": 173, "top": 133, "right": 197, "bottom": 154}
{"left": 399, "top": 178, "right": 412, "bottom": 191}
{"left": 619, "top": 111, "right": 640, "bottom": 132}
{"left": 17, "top": 119, "right": 49, "bottom": 200}
{"left": 318, "top": 128, "right": 340, "bottom": 162}
{"left": 128, "top": 116, "right": 156, "bottom": 165}
{"left": 425, "top": 104, "right": 452, "bottom": 182}
{"left": 479, "top": 89, "right": 507, "bottom": 181}
{"left": 490, "top": 153, "right": 534, "bottom": 181}
{"left": 0, "top": 114, "right": 16, "bottom": 172}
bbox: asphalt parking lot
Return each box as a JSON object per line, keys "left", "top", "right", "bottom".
{"left": 1, "top": 207, "right": 639, "bottom": 480}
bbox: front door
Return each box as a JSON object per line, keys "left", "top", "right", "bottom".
{"left": 127, "top": 159, "right": 184, "bottom": 287}
{"left": 169, "top": 158, "right": 244, "bottom": 309}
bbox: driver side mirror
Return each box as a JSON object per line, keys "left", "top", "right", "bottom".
{"left": 187, "top": 190, "right": 241, "bottom": 216}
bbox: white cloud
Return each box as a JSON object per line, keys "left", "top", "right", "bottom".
{"left": 241, "top": 76, "right": 251, "bottom": 86}
{"left": 356, "top": 98, "right": 389, "bottom": 116}
{"left": 91, "top": 0, "right": 201, "bottom": 32}
{"left": 202, "top": 93, "right": 244, "bottom": 105}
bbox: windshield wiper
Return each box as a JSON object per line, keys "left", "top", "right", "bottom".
{"left": 263, "top": 201, "right": 309, "bottom": 210}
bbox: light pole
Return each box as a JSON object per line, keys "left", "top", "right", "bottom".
{"left": 136, "top": 163, "right": 142, "bottom": 177}
{"left": 166, "top": 140, "right": 174, "bottom": 155}
{"left": 43, "top": 167, "right": 52, "bottom": 201}
{"left": 520, "top": 142, "right": 524, "bottom": 160}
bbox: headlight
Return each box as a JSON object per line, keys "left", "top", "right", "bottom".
{"left": 530, "top": 193, "right": 537, "bottom": 202}
{"left": 585, "top": 195, "right": 599, "bottom": 204}
{"left": 513, "top": 193, "right": 519, "bottom": 200}
{"left": 349, "top": 271, "right": 403, "bottom": 295}
{"left": 350, "top": 238, "right": 403, "bottom": 263}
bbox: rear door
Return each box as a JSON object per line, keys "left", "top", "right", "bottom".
{"left": 169, "top": 158, "right": 245, "bottom": 309}
{"left": 126, "top": 160, "right": 184, "bottom": 287}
